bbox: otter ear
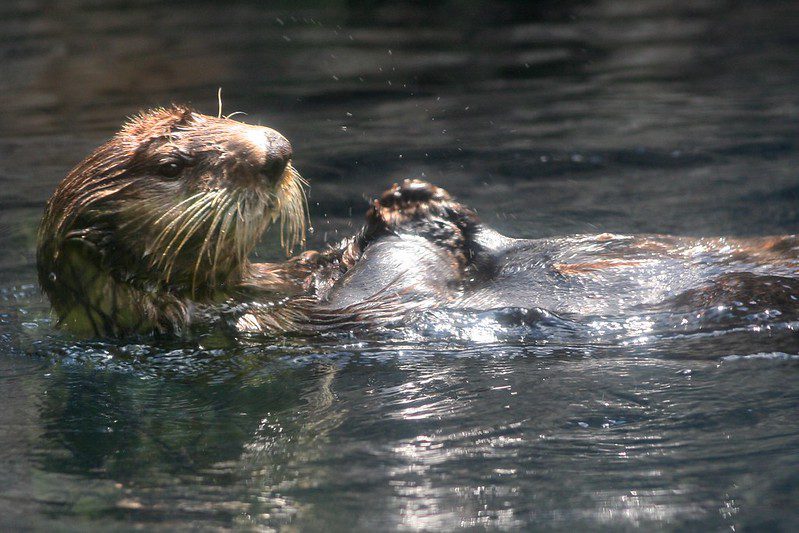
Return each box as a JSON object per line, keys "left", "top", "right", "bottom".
{"left": 167, "top": 104, "right": 195, "bottom": 129}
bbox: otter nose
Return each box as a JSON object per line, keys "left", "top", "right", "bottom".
{"left": 261, "top": 132, "right": 292, "bottom": 183}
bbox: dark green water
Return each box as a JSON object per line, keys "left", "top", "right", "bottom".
{"left": 2, "top": 0, "right": 799, "bottom": 530}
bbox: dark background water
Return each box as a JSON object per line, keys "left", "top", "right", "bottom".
{"left": 2, "top": 0, "right": 799, "bottom": 530}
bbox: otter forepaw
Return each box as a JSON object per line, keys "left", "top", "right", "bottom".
{"left": 367, "top": 179, "right": 471, "bottom": 233}
{"left": 357, "top": 179, "right": 482, "bottom": 274}
{"left": 377, "top": 179, "right": 452, "bottom": 210}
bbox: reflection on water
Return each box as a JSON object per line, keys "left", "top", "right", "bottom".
{"left": 2, "top": 0, "right": 799, "bottom": 530}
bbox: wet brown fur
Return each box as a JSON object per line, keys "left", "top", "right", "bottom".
{"left": 37, "top": 106, "right": 306, "bottom": 336}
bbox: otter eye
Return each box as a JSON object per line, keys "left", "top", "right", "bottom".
{"left": 158, "top": 160, "right": 184, "bottom": 178}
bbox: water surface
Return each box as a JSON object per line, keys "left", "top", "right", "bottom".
{"left": 2, "top": 0, "right": 799, "bottom": 530}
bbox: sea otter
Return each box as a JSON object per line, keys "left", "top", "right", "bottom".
{"left": 37, "top": 106, "right": 799, "bottom": 337}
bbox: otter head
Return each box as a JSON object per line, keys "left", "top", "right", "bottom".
{"left": 37, "top": 105, "right": 307, "bottom": 335}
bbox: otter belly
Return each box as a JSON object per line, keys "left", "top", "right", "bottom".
{"left": 456, "top": 233, "right": 799, "bottom": 319}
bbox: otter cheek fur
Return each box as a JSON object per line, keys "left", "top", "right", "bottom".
{"left": 36, "top": 106, "right": 307, "bottom": 336}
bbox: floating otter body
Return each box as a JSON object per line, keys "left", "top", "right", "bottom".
{"left": 37, "top": 107, "right": 799, "bottom": 337}
{"left": 237, "top": 180, "right": 799, "bottom": 336}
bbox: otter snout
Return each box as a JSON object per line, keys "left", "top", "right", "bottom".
{"left": 261, "top": 129, "right": 292, "bottom": 183}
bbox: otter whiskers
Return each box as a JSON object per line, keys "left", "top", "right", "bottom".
{"left": 191, "top": 194, "right": 237, "bottom": 294}
{"left": 275, "top": 163, "right": 309, "bottom": 254}
{"left": 155, "top": 192, "right": 221, "bottom": 282}
{"left": 112, "top": 164, "right": 308, "bottom": 295}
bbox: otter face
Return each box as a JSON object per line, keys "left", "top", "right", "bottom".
{"left": 121, "top": 106, "right": 295, "bottom": 192}
{"left": 110, "top": 107, "right": 307, "bottom": 286}
{"left": 37, "top": 106, "right": 307, "bottom": 334}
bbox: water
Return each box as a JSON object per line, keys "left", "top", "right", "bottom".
{"left": 2, "top": 0, "right": 799, "bottom": 530}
